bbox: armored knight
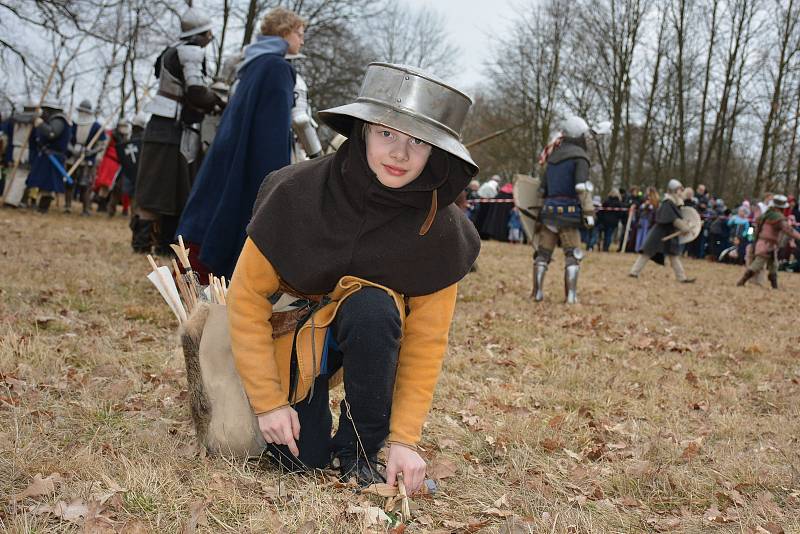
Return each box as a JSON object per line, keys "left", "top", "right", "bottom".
{"left": 25, "top": 102, "right": 71, "bottom": 214}
{"left": 2, "top": 102, "right": 36, "bottom": 207}
{"left": 67, "top": 99, "right": 106, "bottom": 215}
{"left": 133, "top": 6, "right": 224, "bottom": 254}
{"left": 532, "top": 116, "right": 596, "bottom": 304}
{"left": 288, "top": 55, "right": 322, "bottom": 161}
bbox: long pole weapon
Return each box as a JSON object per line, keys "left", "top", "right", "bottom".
{"left": 2, "top": 56, "right": 61, "bottom": 202}
{"left": 464, "top": 122, "right": 527, "bottom": 150}
{"left": 620, "top": 205, "right": 635, "bottom": 253}
{"left": 66, "top": 80, "right": 76, "bottom": 126}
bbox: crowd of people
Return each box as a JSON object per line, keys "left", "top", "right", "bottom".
{"left": 468, "top": 175, "right": 800, "bottom": 273}
{"left": 0, "top": 6, "right": 321, "bottom": 287}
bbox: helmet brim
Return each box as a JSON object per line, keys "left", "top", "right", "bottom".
{"left": 319, "top": 102, "right": 478, "bottom": 176}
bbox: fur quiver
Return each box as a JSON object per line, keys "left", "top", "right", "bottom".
{"left": 180, "top": 303, "right": 266, "bottom": 458}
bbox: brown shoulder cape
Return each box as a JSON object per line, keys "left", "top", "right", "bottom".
{"left": 246, "top": 120, "right": 480, "bottom": 297}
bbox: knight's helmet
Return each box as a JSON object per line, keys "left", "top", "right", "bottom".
{"left": 40, "top": 101, "right": 63, "bottom": 119}
{"left": 77, "top": 99, "right": 93, "bottom": 114}
{"left": 318, "top": 62, "right": 478, "bottom": 175}
{"left": 561, "top": 116, "right": 590, "bottom": 138}
{"left": 180, "top": 7, "right": 213, "bottom": 39}
{"left": 117, "top": 117, "right": 131, "bottom": 137}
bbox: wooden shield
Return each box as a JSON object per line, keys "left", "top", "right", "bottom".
{"left": 677, "top": 206, "right": 702, "bottom": 244}
{"left": 512, "top": 173, "right": 541, "bottom": 241}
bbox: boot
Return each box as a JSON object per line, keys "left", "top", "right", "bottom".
{"left": 565, "top": 264, "right": 580, "bottom": 304}
{"left": 37, "top": 195, "right": 53, "bottom": 214}
{"left": 532, "top": 262, "right": 547, "bottom": 302}
{"left": 130, "top": 215, "right": 154, "bottom": 254}
{"left": 736, "top": 269, "right": 756, "bottom": 287}
{"left": 768, "top": 272, "right": 778, "bottom": 289}
{"left": 333, "top": 449, "right": 386, "bottom": 488}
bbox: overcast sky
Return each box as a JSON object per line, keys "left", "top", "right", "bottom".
{"left": 404, "top": 0, "right": 516, "bottom": 91}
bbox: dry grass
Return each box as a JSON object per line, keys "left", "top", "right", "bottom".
{"left": 1, "top": 207, "right": 799, "bottom": 533}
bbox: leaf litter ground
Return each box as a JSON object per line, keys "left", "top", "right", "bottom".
{"left": 1, "top": 209, "right": 799, "bottom": 533}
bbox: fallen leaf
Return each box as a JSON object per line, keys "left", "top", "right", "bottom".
{"left": 548, "top": 415, "right": 565, "bottom": 428}
{"left": 482, "top": 507, "right": 513, "bottom": 518}
{"left": 295, "top": 520, "right": 317, "bottom": 534}
{"left": 438, "top": 438, "right": 458, "bottom": 449}
{"left": 427, "top": 457, "right": 457, "bottom": 480}
{"left": 685, "top": 371, "right": 699, "bottom": 386}
{"left": 755, "top": 491, "right": 784, "bottom": 517}
{"left": 182, "top": 499, "right": 209, "bottom": 534}
{"left": 681, "top": 439, "right": 702, "bottom": 460}
{"left": 346, "top": 504, "right": 391, "bottom": 526}
{"left": 756, "top": 522, "right": 785, "bottom": 534}
{"left": 119, "top": 520, "right": 150, "bottom": 534}
{"left": 51, "top": 498, "right": 90, "bottom": 522}
{"left": 704, "top": 505, "right": 735, "bottom": 523}
{"left": 541, "top": 438, "right": 562, "bottom": 452}
{"left": 10, "top": 473, "right": 62, "bottom": 502}
{"left": 645, "top": 516, "right": 682, "bottom": 531}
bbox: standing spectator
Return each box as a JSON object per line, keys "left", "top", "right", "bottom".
{"left": 707, "top": 200, "right": 731, "bottom": 260}
{"left": 727, "top": 206, "right": 751, "bottom": 264}
{"left": 599, "top": 188, "right": 625, "bottom": 251}
{"left": 695, "top": 184, "right": 709, "bottom": 207}
{"left": 635, "top": 186, "right": 659, "bottom": 252}
{"left": 508, "top": 207, "right": 523, "bottom": 243}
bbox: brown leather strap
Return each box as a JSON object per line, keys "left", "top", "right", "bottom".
{"left": 157, "top": 89, "right": 183, "bottom": 102}
{"left": 277, "top": 278, "right": 324, "bottom": 303}
{"left": 419, "top": 189, "right": 437, "bottom": 236}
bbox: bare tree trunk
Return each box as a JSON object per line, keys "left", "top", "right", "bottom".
{"left": 691, "top": 0, "right": 718, "bottom": 187}
{"left": 672, "top": 0, "right": 689, "bottom": 182}
{"left": 633, "top": 4, "right": 667, "bottom": 186}
{"left": 753, "top": 0, "right": 799, "bottom": 197}
{"left": 784, "top": 83, "right": 800, "bottom": 193}
{"left": 242, "top": 0, "right": 259, "bottom": 48}
{"left": 215, "top": 0, "right": 231, "bottom": 78}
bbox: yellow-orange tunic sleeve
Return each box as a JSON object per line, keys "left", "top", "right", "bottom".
{"left": 388, "top": 283, "right": 458, "bottom": 446}
{"left": 226, "top": 237, "right": 284, "bottom": 414}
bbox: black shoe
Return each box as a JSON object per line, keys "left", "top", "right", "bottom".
{"left": 334, "top": 450, "right": 386, "bottom": 487}
{"left": 680, "top": 278, "right": 696, "bottom": 284}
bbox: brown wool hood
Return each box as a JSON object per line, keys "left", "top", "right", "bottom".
{"left": 246, "top": 120, "right": 480, "bottom": 297}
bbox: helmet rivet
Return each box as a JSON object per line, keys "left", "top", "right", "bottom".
{"left": 404, "top": 76, "right": 410, "bottom": 80}
{"left": 396, "top": 98, "right": 402, "bottom": 103}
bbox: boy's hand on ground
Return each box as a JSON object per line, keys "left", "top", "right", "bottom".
{"left": 386, "top": 444, "right": 426, "bottom": 494}
{"left": 257, "top": 406, "right": 300, "bottom": 457}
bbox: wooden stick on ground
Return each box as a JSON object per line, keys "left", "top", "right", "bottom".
{"left": 396, "top": 473, "right": 411, "bottom": 519}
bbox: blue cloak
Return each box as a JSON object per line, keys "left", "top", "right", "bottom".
{"left": 177, "top": 36, "right": 295, "bottom": 279}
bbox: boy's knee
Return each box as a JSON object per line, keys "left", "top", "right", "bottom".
{"left": 338, "top": 287, "right": 400, "bottom": 332}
